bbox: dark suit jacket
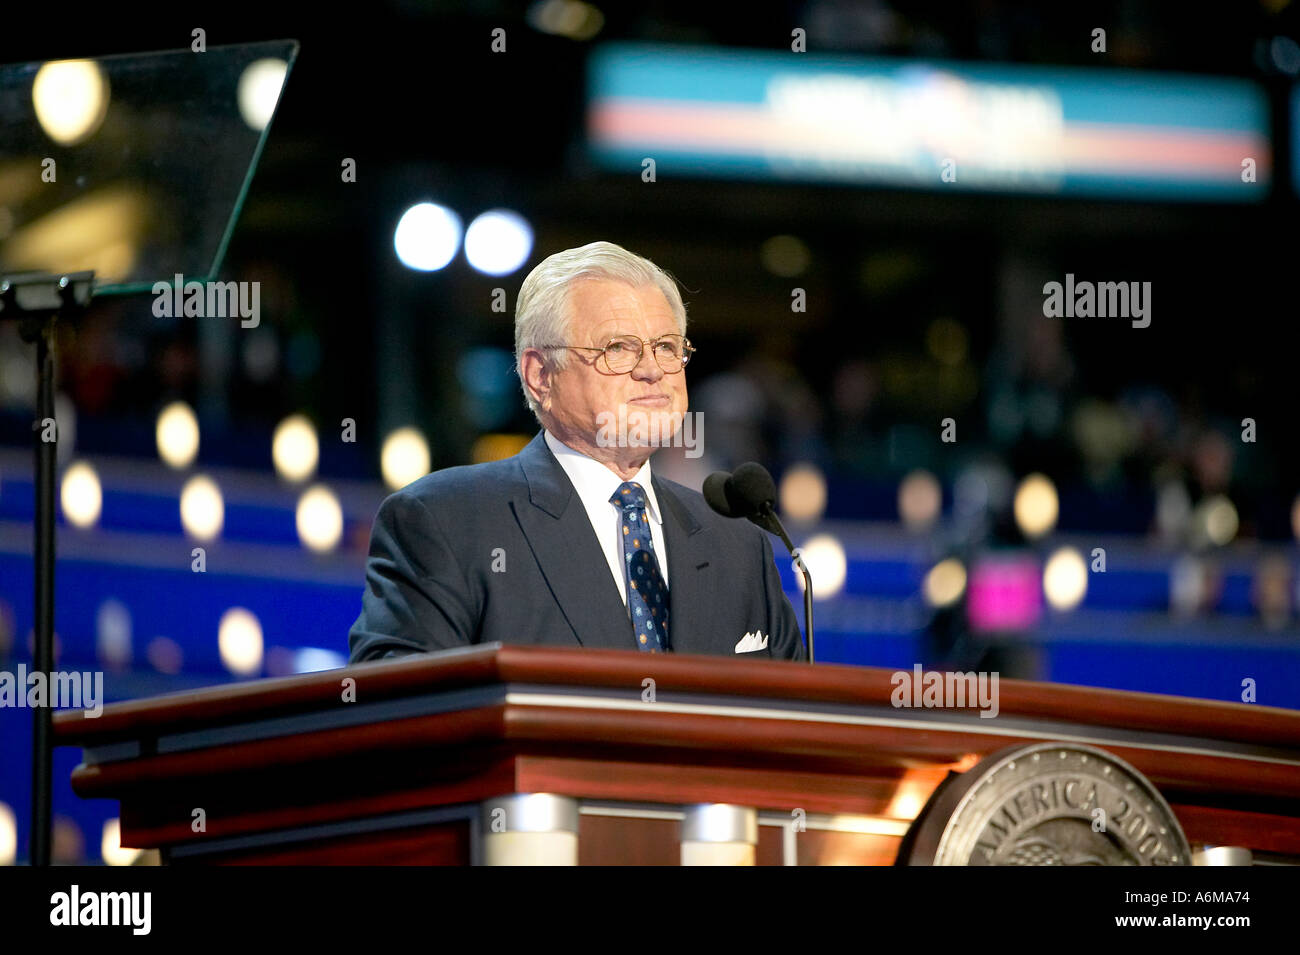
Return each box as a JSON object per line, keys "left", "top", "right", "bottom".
{"left": 348, "top": 431, "right": 806, "bottom": 663}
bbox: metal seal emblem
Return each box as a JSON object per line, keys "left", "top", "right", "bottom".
{"left": 897, "top": 742, "right": 1192, "bottom": 865}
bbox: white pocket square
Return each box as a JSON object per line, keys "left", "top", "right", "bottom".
{"left": 734, "top": 631, "right": 769, "bottom": 653}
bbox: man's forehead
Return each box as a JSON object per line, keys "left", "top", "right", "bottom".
{"left": 570, "top": 280, "right": 674, "bottom": 328}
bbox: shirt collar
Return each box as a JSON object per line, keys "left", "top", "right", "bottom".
{"left": 544, "top": 429, "right": 663, "bottom": 524}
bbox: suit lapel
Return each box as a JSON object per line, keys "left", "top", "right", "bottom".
{"left": 514, "top": 432, "right": 634, "bottom": 650}
{"left": 652, "top": 476, "right": 714, "bottom": 655}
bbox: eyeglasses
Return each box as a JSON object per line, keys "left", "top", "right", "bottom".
{"left": 540, "top": 334, "right": 696, "bottom": 374}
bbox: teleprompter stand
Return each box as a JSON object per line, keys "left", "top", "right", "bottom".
{"left": 0, "top": 271, "right": 94, "bottom": 867}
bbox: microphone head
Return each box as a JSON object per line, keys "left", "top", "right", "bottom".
{"left": 703, "top": 471, "right": 735, "bottom": 517}
{"left": 730, "top": 462, "right": 777, "bottom": 515}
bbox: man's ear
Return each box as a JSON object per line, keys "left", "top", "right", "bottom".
{"left": 520, "top": 348, "right": 551, "bottom": 410}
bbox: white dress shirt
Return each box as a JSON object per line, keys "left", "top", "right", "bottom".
{"left": 544, "top": 429, "right": 669, "bottom": 609}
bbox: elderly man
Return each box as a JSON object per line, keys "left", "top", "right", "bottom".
{"left": 348, "top": 241, "right": 806, "bottom": 662}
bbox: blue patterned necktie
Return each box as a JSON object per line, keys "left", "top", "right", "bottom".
{"left": 610, "top": 481, "right": 670, "bottom": 653}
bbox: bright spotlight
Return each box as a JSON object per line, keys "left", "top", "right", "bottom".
{"left": 237, "top": 58, "right": 288, "bottom": 131}
{"left": 381, "top": 427, "right": 431, "bottom": 490}
{"left": 179, "top": 475, "right": 224, "bottom": 541}
{"left": 156, "top": 401, "right": 199, "bottom": 469}
{"left": 32, "top": 59, "right": 109, "bottom": 146}
{"left": 394, "top": 202, "right": 462, "bottom": 272}
{"left": 924, "top": 558, "right": 967, "bottom": 607}
{"left": 60, "top": 461, "right": 102, "bottom": 528}
{"left": 1043, "top": 547, "right": 1088, "bottom": 611}
{"left": 796, "top": 534, "right": 847, "bottom": 599}
{"left": 218, "top": 607, "right": 263, "bottom": 676}
{"left": 296, "top": 484, "right": 343, "bottom": 553}
{"left": 464, "top": 209, "right": 534, "bottom": 275}
{"left": 272, "top": 414, "right": 318, "bottom": 483}
{"left": 1013, "top": 473, "right": 1058, "bottom": 539}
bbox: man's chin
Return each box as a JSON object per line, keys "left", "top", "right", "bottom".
{"left": 595, "top": 406, "right": 686, "bottom": 449}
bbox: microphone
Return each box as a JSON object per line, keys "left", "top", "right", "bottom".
{"left": 704, "top": 463, "right": 815, "bottom": 664}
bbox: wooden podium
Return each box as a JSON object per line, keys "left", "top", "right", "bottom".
{"left": 52, "top": 644, "right": 1300, "bottom": 864}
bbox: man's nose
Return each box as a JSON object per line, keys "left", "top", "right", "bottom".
{"left": 631, "top": 344, "right": 664, "bottom": 381}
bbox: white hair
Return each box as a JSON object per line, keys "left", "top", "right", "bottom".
{"left": 514, "top": 240, "right": 689, "bottom": 422}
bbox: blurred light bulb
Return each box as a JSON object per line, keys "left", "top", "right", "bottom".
{"left": 272, "top": 414, "right": 318, "bottom": 483}
{"left": 1014, "top": 473, "right": 1058, "bottom": 539}
{"left": 924, "top": 558, "right": 967, "bottom": 607}
{"left": 60, "top": 461, "right": 102, "bottom": 528}
{"left": 779, "top": 463, "right": 827, "bottom": 523}
{"left": 464, "top": 209, "right": 533, "bottom": 276}
{"left": 796, "top": 534, "right": 847, "bottom": 598}
{"left": 394, "top": 202, "right": 461, "bottom": 272}
{"left": 237, "top": 57, "right": 288, "bottom": 131}
{"left": 156, "top": 401, "right": 199, "bottom": 469}
{"left": 381, "top": 427, "right": 430, "bottom": 490}
{"left": 218, "top": 607, "right": 263, "bottom": 676}
{"left": 32, "top": 59, "right": 108, "bottom": 146}
{"left": 1043, "top": 547, "right": 1088, "bottom": 611}
{"left": 180, "top": 475, "right": 223, "bottom": 541}
{"left": 296, "top": 484, "right": 343, "bottom": 553}
{"left": 100, "top": 819, "right": 139, "bottom": 866}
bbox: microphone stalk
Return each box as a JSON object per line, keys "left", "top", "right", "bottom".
{"left": 758, "top": 502, "right": 815, "bottom": 665}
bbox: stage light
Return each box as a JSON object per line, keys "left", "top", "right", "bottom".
{"left": 1014, "top": 473, "right": 1058, "bottom": 539}
{"left": 1194, "top": 494, "right": 1238, "bottom": 547}
{"left": 95, "top": 598, "right": 132, "bottom": 668}
{"left": 32, "top": 59, "right": 108, "bottom": 146}
{"left": 296, "top": 484, "right": 343, "bottom": 553}
{"left": 779, "top": 463, "right": 827, "bottom": 522}
{"left": 898, "top": 469, "right": 942, "bottom": 531}
{"left": 381, "top": 427, "right": 431, "bottom": 490}
{"left": 464, "top": 209, "right": 533, "bottom": 276}
{"left": 60, "top": 461, "right": 101, "bottom": 528}
{"left": 272, "top": 414, "right": 318, "bottom": 483}
{"left": 179, "top": 474, "right": 223, "bottom": 541}
{"left": 0, "top": 802, "right": 14, "bottom": 865}
{"left": 237, "top": 57, "right": 288, "bottom": 132}
{"left": 394, "top": 202, "right": 461, "bottom": 272}
{"left": 527, "top": 0, "right": 605, "bottom": 40}
{"left": 155, "top": 401, "right": 199, "bottom": 469}
{"left": 924, "top": 558, "right": 966, "bottom": 607}
{"left": 796, "top": 534, "right": 847, "bottom": 598}
{"left": 1043, "top": 547, "right": 1088, "bottom": 611}
{"left": 100, "top": 819, "right": 139, "bottom": 866}
{"left": 759, "top": 235, "right": 810, "bottom": 277}
{"left": 218, "top": 607, "right": 263, "bottom": 676}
